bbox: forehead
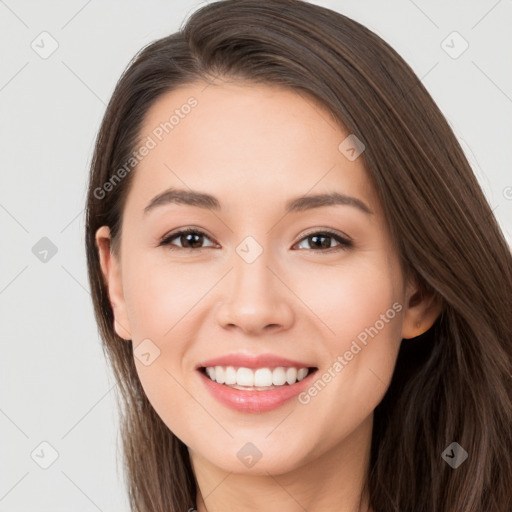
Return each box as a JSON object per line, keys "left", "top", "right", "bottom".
{"left": 125, "top": 80, "right": 380, "bottom": 218}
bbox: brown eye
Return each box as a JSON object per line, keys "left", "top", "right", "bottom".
{"left": 294, "top": 230, "right": 353, "bottom": 252}
{"left": 159, "top": 228, "right": 352, "bottom": 253}
{"left": 159, "top": 228, "right": 216, "bottom": 251}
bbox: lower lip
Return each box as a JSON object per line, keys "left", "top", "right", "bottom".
{"left": 198, "top": 369, "right": 317, "bottom": 413}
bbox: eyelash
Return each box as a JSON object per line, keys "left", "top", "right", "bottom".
{"left": 158, "top": 227, "right": 353, "bottom": 253}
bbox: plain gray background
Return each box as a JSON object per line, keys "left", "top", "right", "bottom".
{"left": 1, "top": 1, "right": 511, "bottom": 510}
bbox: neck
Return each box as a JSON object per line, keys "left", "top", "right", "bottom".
{"left": 190, "top": 414, "right": 374, "bottom": 512}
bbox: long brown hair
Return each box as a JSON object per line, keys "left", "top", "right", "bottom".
{"left": 85, "top": 1, "right": 512, "bottom": 510}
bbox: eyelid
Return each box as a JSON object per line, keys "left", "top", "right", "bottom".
{"left": 295, "top": 227, "right": 353, "bottom": 245}
{"left": 158, "top": 226, "right": 217, "bottom": 248}
{"left": 159, "top": 226, "right": 353, "bottom": 251}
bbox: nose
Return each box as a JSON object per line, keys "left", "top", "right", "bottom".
{"left": 215, "top": 250, "right": 295, "bottom": 336}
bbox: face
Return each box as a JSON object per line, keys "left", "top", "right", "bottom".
{"left": 96, "top": 80, "right": 439, "bottom": 476}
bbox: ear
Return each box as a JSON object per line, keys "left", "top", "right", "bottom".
{"left": 401, "top": 274, "right": 442, "bottom": 340}
{"left": 95, "top": 226, "right": 132, "bottom": 340}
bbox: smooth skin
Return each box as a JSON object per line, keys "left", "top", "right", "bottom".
{"left": 96, "top": 79, "right": 441, "bottom": 512}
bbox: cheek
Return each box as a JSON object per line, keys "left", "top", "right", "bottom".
{"left": 298, "top": 256, "right": 401, "bottom": 347}
{"left": 123, "top": 252, "right": 213, "bottom": 340}
{"left": 122, "top": 255, "right": 216, "bottom": 408}
{"left": 295, "top": 257, "right": 403, "bottom": 415}
{"left": 121, "top": 256, "right": 212, "bottom": 437}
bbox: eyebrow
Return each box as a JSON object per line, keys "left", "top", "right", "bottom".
{"left": 143, "top": 187, "right": 373, "bottom": 216}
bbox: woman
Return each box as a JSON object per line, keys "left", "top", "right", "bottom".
{"left": 85, "top": 1, "right": 512, "bottom": 510}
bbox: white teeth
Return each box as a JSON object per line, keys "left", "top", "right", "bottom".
{"left": 214, "top": 366, "right": 225, "bottom": 384}
{"left": 204, "top": 365, "right": 312, "bottom": 387}
{"left": 236, "top": 367, "right": 254, "bottom": 386}
{"left": 254, "top": 368, "right": 273, "bottom": 387}
{"left": 272, "top": 367, "right": 287, "bottom": 386}
{"left": 224, "top": 366, "right": 237, "bottom": 385}
{"left": 285, "top": 367, "right": 297, "bottom": 385}
{"left": 297, "top": 368, "right": 308, "bottom": 381}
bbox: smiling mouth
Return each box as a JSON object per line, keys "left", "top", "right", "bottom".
{"left": 199, "top": 366, "right": 318, "bottom": 391}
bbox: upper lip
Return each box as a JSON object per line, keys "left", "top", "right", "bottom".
{"left": 196, "top": 353, "right": 317, "bottom": 370}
